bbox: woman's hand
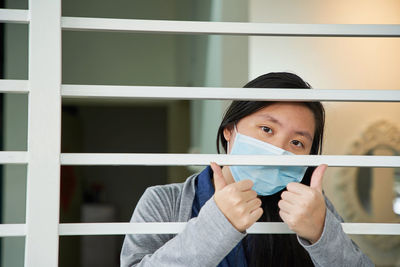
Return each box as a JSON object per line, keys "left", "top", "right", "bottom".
{"left": 278, "top": 164, "right": 328, "bottom": 244}
{"left": 211, "top": 162, "right": 263, "bottom": 233}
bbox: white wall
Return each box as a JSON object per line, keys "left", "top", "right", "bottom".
{"left": 190, "top": 0, "right": 249, "bottom": 158}
{"left": 249, "top": 0, "right": 400, "bottom": 265}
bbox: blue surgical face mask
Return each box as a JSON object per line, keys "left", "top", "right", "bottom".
{"left": 229, "top": 126, "right": 307, "bottom": 196}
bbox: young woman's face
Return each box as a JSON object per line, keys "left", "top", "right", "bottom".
{"left": 224, "top": 102, "right": 315, "bottom": 155}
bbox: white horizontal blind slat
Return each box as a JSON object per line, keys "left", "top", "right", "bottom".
{"left": 62, "top": 85, "right": 400, "bottom": 102}
{"left": 60, "top": 154, "right": 400, "bottom": 168}
{"left": 0, "top": 222, "right": 397, "bottom": 236}
{"left": 61, "top": 17, "right": 400, "bottom": 37}
{"left": 58, "top": 222, "right": 400, "bottom": 235}
{"left": 0, "top": 9, "right": 30, "bottom": 23}
{"left": 0, "top": 224, "right": 26, "bottom": 237}
{"left": 0, "top": 80, "right": 29, "bottom": 93}
{"left": 0, "top": 151, "right": 29, "bottom": 164}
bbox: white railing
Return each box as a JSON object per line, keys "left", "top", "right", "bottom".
{"left": 60, "top": 154, "right": 400, "bottom": 168}
{"left": 58, "top": 222, "right": 400, "bottom": 236}
{"left": 62, "top": 85, "right": 400, "bottom": 102}
{"left": 61, "top": 17, "right": 400, "bottom": 37}
{"left": 0, "top": 9, "right": 29, "bottom": 23}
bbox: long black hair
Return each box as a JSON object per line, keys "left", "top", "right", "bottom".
{"left": 216, "top": 72, "right": 325, "bottom": 266}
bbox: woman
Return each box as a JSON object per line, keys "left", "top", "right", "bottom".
{"left": 121, "top": 73, "right": 374, "bottom": 267}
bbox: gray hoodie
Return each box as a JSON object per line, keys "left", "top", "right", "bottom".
{"left": 121, "top": 173, "right": 374, "bottom": 267}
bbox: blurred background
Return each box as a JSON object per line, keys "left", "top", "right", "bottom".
{"left": 1, "top": 0, "right": 400, "bottom": 266}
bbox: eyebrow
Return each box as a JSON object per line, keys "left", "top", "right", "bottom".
{"left": 257, "top": 114, "right": 313, "bottom": 142}
{"left": 259, "top": 114, "right": 282, "bottom": 126}
{"left": 295, "top": 130, "right": 313, "bottom": 142}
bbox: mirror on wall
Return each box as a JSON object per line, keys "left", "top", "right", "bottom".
{"left": 356, "top": 145, "right": 400, "bottom": 217}
{"left": 331, "top": 120, "right": 400, "bottom": 265}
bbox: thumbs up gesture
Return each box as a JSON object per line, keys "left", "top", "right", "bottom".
{"left": 211, "top": 162, "right": 263, "bottom": 233}
{"left": 278, "top": 164, "right": 328, "bottom": 244}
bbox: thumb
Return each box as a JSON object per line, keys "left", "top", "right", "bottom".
{"left": 210, "top": 162, "right": 227, "bottom": 191}
{"left": 310, "top": 164, "right": 328, "bottom": 192}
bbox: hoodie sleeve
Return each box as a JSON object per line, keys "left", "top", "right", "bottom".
{"left": 297, "top": 195, "right": 375, "bottom": 267}
{"left": 120, "top": 186, "right": 246, "bottom": 267}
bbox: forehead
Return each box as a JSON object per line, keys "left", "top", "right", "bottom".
{"left": 245, "top": 102, "right": 316, "bottom": 133}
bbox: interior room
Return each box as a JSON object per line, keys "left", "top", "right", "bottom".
{"left": 1, "top": 0, "right": 399, "bottom": 266}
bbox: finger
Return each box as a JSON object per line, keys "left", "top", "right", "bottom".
{"left": 210, "top": 162, "right": 227, "bottom": 191}
{"left": 233, "top": 179, "right": 254, "bottom": 191}
{"left": 246, "top": 197, "right": 262, "bottom": 211}
{"left": 281, "top": 191, "right": 299, "bottom": 205}
{"left": 286, "top": 182, "right": 307, "bottom": 195}
{"left": 278, "top": 199, "right": 295, "bottom": 213}
{"left": 279, "top": 209, "right": 290, "bottom": 223}
{"left": 249, "top": 207, "right": 263, "bottom": 223}
{"left": 310, "top": 164, "right": 328, "bottom": 192}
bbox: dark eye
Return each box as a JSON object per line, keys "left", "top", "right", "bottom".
{"left": 261, "top": 126, "right": 272, "bottom": 134}
{"left": 291, "top": 140, "right": 304, "bottom": 148}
